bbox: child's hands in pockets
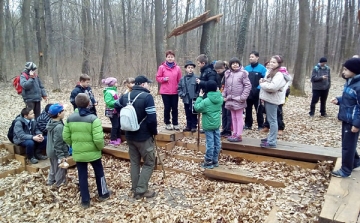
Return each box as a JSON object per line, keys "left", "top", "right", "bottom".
{"left": 330, "top": 98, "right": 338, "bottom": 104}
{"left": 352, "top": 126, "right": 359, "bottom": 133}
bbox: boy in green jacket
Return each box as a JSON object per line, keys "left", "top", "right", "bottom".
{"left": 63, "top": 93, "right": 110, "bottom": 209}
{"left": 194, "top": 80, "right": 223, "bottom": 169}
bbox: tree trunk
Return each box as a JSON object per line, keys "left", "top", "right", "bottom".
{"left": 5, "top": 0, "right": 11, "bottom": 75}
{"left": 22, "top": 0, "right": 32, "bottom": 61}
{"left": 34, "top": 0, "right": 44, "bottom": 74}
{"left": 155, "top": 0, "right": 164, "bottom": 91}
{"left": 39, "top": 0, "right": 47, "bottom": 72}
{"left": 44, "top": 0, "right": 60, "bottom": 90}
{"left": 121, "top": 0, "right": 127, "bottom": 67}
{"left": 200, "top": 0, "right": 218, "bottom": 61}
{"left": 108, "top": 2, "right": 121, "bottom": 74}
{"left": 81, "top": 0, "right": 91, "bottom": 75}
{"left": 99, "top": 0, "right": 110, "bottom": 85}
{"left": 0, "top": 0, "right": 5, "bottom": 81}
{"left": 292, "top": 0, "right": 310, "bottom": 96}
{"left": 306, "top": 0, "right": 317, "bottom": 73}
{"left": 166, "top": 0, "right": 174, "bottom": 49}
{"left": 324, "top": 0, "right": 331, "bottom": 57}
{"left": 236, "top": 0, "right": 254, "bottom": 61}
{"left": 181, "top": 0, "right": 191, "bottom": 58}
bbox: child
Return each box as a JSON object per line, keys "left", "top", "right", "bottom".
{"left": 63, "top": 93, "right": 110, "bottom": 208}
{"left": 178, "top": 60, "right": 199, "bottom": 132}
{"left": 70, "top": 74, "right": 98, "bottom": 116}
{"left": 330, "top": 58, "right": 360, "bottom": 178}
{"left": 123, "top": 77, "right": 135, "bottom": 94}
{"left": 46, "top": 103, "right": 68, "bottom": 186}
{"left": 195, "top": 54, "right": 218, "bottom": 96}
{"left": 36, "top": 103, "right": 53, "bottom": 136}
{"left": 259, "top": 55, "right": 289, "bottom": 148}
{"left": 194, "top": 80, "right": 223, "bottom": 169}
{"left": 102, "top": 77, "right": 121, "bottom": 146}
{"left": 13, "top": 107, "right": 47, "bottom": 164}
{"left": 214, "top": 60, "right": 232, "bottom": 137}
{"left": 222, "top": 57, "right": 251, "bottom": 142}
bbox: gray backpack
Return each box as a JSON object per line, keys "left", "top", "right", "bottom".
{"left": 120, "top": 92, "right": 146, "bottom": 131}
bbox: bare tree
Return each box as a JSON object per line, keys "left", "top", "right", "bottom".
{"left": 166, "top": 0, "right": 174, "bottom": 50}
{"left": 81, "top": 0, "right": 91, "bottom": 75}
{"left": 0, "top": 0, "right": 5, "bottom": 80}
{"left": 236, "top": 0, "right": 254, "bottom": 61}
{"left": 324, "top": 0, "right": 331, "bottom": 57}
{"left": 99, "top": 0, "right": 111, "bottom": 84}
{"left": 200, "top": 0, "right": 218, "bottom": 61}
{"left": 22, "top": 0, "right": 32, "bottom": 61}
{"left": 155, "top": 0, "right": 164, "bottom": 91}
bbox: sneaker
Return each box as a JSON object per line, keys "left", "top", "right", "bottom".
{"left": 165, "top": 124, "right": 173, "bottom": 130}
{"left": 191, "top": 128, "right": 197, "bottom": 133}
{"left": 173, "top": 125, "right": 180, "bottom": 130}
{"left": 29, "top": 157, "right": 39, "bottom": 164}
{"left": 81, "top": 201, "right": 90, "bottom": 209}
{"left": 243, "top": 126, "right": 252, "bottom": 130}
{"left": 278, "top": 130, "right": 284, "bottom": 135}
{"left": 331, "top": 169, "right": 351, "bottom": 178}
{"left": 213, "top": 162, "right": 219, "bottom": 167}
{"left": 109, "top": 140, "right": 120, "bottom": 146}
{"left": 260, "top": 127, "right": 269, "bottom": 133}
{"left": 116, "top": 138, "right": 122, "bottom": 144}
{"left": 227, "top": 133, "right": 237, "bottom": 141}
{"left": 134, "top": 190, "right": 156, "bottom": 200}
{"left": 228, "top": 135, "right": 242, "bottom": 142}
{"left": 183, "top": 127, "right": 191, "bottom": 132}
{"left": 36, "top": 154, "right": 48, "bottom": 160}
{"left": 261, "top": 138, "right": 268, "bottom": 142}
{"left": 260, "top": 142, "right": 276, "bottom": 148}
{"left": 201, "top": 162, "right": 214, "bottom": 169}
{"left": 309, "top": 113, "right": 314, "bottom": 117}
{"left": 99, "top": 191, "right": 112, "bottom": 201}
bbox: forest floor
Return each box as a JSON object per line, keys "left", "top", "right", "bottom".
{"left": 0, "top": 76, "right": 349, "bottom": 222}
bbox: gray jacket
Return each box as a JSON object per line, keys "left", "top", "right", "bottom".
{"left": 311, "top": 64, "right": 331, "bottom": 90}
{"left": 178, "top": 73, "right": 199, "bottom": 104}
{"left": 20, "top": 73, "right": 47, "bottom": 102}
{"left": 46, "top": 120, "right": 69, "bottom": 160}
{"left": 13, "top": 116, "right": 42, "bottom": 145}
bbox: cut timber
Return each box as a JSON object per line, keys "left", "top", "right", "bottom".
{"left": 186, "top": 143, "right": 206, "bottom": 153}
{"left": 319, "top": 158, "right": 360, "bottom": 223}
{"left": 176, "top": 141, "right": 187, "bottom": 147}
{"left": 14, "top": 145, "right": 25, "bottom": 155}
{"left": 0, "top": 169, "right": 16, "bottom": 179}
{"left": 171, "top": 154, "right": 203, "bottom": 163}
{"left": 183, "top": 131, "right": 206, "bottom": 139}
{"left": 156, "top": 141, "right": 176, "bottom": 151}
{"left": 222, "top": 150, "right": 317, "bottom": 169}
{"left": 154, "top": 165, "right": 201, "bottom": 177}
{"left": 102, "top": 146, "right": 129, "bottom": 160}
{"left": 204, "top": 166, "right": 285, "bottom": 188}
{"left": 167, "top": 11, "right": 209, "bottom": 38}
{"left": 155, "top": 130, "right": 183, "bottom": 142}
{"left": 15, "top": 154, "right": 26, "bottom": 167}
{"left": 0, "top": 154, "right": 15, "bottom": 165}
{"left": 3, "top": 142, "right": 15, "bottom": 154}
{"left": 26, "top": 159, "right": 50, "bottom": 173}
{"left": 102, "top": 123, "right": 112, "bottom": 133}
{"left": 222, "top": 138, "right": 340, "bottom": 163}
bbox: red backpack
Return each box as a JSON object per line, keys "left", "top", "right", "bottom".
{"left": 13, "top": 73, "right": 29, "bottom": 94}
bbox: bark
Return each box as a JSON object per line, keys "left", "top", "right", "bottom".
{"left": 39, "top": 0, "right": 47, "bottom": 71}
{"left": 292, "top": 0, "right": 310, "bottom": 96}
{"left": 155, "top": 0, "right": 164, "bottom": 91}
{"left": 306, "top": 0, "right": 317, "bottom": 73}
{"left": 34, "top": 0, "right": 44, "bottom": 73}
{"left": 81, "top": 0, "right": 91, "bottom": 75}
{"left": 5, "top": 0, "right": 11, "bottom": 72}
{"left": 108, "top": 2, "right": 121, "bottom": 73}
{"left": 22, "top": 0, "right": 32, "bottom": 61}
{"left": 236, "top": 0, "right": 254, "bottom": 61}
{"left": 0, "top": 0, "right": 5, "bottom": 81}
{"left": 166, "top": 0, "right": 174, "bottom": 49}
{"left": 121, "top": 0, "right": 127, "bottom": 66}
{"left": 99, "top": 0, "right": 111, "bottom": 84}
{"left": 200, "top": 0, "right": 218, "bottom": 61}
{"left": 324, "top": 0, "right": 331, "bottom": 57}
{"left": 181, "top": 0, "right": 191, "bottom": 57}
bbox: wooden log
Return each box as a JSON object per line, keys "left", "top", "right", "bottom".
{"left": 175, "top": 141, "right": 187, "bottom": 147}
{"left": 0, "top": 169, "right": 16, "bottom": 179}
{"left": 319, "top": 158, "right": 360, "bottom": 223}
{"left": 156, "top": 141, "right": 176, "bottom": 151}
{"left": 204, "top": 166, "right": 285, "bottom": 188}
{"left": 155, "top": 130, "right": 176, "bottom": 142}
{"left": 221, "top": 150, "right": 317, "bottom": 169}
{"left": 26, "top": 159, "right": 50, "bottom": 173}
{"left": 186, "top": 143, "right": 206, "bottom": 153}
{"left": 14, "top": 145, "right": 26, "bottom": 155}
{"left": 222, "top": 138, "right": 340, "bottom": 163}
{"left": 102, "top": 146, "right": 130, "bottom": 160}
{"left": 3, "top": 142, "right": 15, "bottom": 154}
{"left": 15, "top": 154, "right": 26, "bottom": 167}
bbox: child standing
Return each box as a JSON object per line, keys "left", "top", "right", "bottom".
{"left": 102, "top": 77, "right": 121, "bottom": 146}
{"left": 46, "top": 103, "right": 68, "bottom": 186}
{"left": 70, "top": 74, "right": 98, "bottom": 116}
{"left": 194, "top": 80, "right": 223, "bottom": 169}
{"left": 178, "top": 60, "right": 199, "bottom": 132}
{"left": 123, "top": 77, "right": 135, "bottom": 94}
{"left": 63, "top": 93, "right": 110, "bottom": 209}
{"left": 330, "top": 58, "right": 360, "bottom": 178}
{"left": 222, "top": 57, "right": 252, "bottom": 142}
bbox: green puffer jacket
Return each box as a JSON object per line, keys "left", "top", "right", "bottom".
{"left": 63, "top": 109, "right": 104, "bottom": 162}
{"left": 194, "top": 91, "right": 223, "bottom": 131}
{"left": 103, "top": 86, "right": 118, "bottom": 109}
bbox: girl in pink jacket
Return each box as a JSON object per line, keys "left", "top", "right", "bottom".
{"left": 223, "top": 57, "right": 252, "bottom": 142}
{"left": 156, "top": 50, "right": 182, "bottom": 130}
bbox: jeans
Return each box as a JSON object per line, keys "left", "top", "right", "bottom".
{"left": 76, "top": 158, "right": 109, "bottom": 203}
{"left": 161, "top": 94, "right": 179, "bottom": 125}
{"left": 340, "top": 122, "right": 360, "bottom": 176}
{"left": 127, "top": 137, "right": 155, "bottom": 194}
{"left": 109, "top": 115, "right": 121, "bottom": 140}
{"left": 204, "top": 129, "right": 221, "bottom": 164}
{"left": 309, "top": 89, "right": 329, "bottom": 116}
{"left": 264, "top": 102, "right": 278, "bottom": 146}
{"left": 264, "top": 104, "right": 285, "bottom": 130}
{"left": 19, "top": 136, "right": 47, "bottom": 159}
{"left": 184, "top": 103, "right": 198, "bottom": 129}
{"left": 222, "top": 102, "right": 232, "bottom": 132}
{"left": 245, "top": 98, "right": 264, "bottom": 128}
{"left": 26, "top": 101, "right": 41, "bottom": 119}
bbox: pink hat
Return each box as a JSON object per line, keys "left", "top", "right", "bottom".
{"left": 102, "top": 77, "right": 117, "bottom": 86}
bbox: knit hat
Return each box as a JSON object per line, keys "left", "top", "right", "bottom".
{"left": 343, "top": 58, "right": 360, "bottom": 75}
{"left": 25, "top": 62, "right": 37, "bottom": 71}
{"left": 319, "top": 57, "right": 327, "bottom": 63}
{"left": 206, "top": 80, "right": 218, "bottom": 92}
{"left": 48, "top": 103, "right": 64, "bottom": 116}
{"left": 184, "top": 60, "right": 196, "bottom": 68}
{"left": 101, "top": 77, "right": 117, "bottom": 86}
{"left": 134, "top": 75, "right": 153, "bottom": 85}
{"left": 228, "top": 57, "right": 241, "bottom": 68}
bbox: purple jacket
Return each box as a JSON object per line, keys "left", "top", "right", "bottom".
{"left": 222, "top": 68, "right": 252, "bottom": 111}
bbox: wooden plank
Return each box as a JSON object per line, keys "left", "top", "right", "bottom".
{"left": 14, "top": 145, "right": 25, "bottom": 155}
{"left": 26, "top": 159, "right": 50, "bottom": 173}
{"left": 3, "top": 142, "right": 15, "bottom": 154}
{"left": 154, "top": 165, "right": 201, "bottom": 177}
{"left": 221, "top": 150, "right": 317, "bottom": 169}
{"left": 182, "top": 131, "right": 205, "bottom": 139}
{"left": 162, "top": 141, "right": 176, "bottom": 151}
{"left": 0, "top": 154, "right": 15, "bottom": 165}
{"left": 15, "top": 154, "right": 26, "bottom": 167}
{"left": 319, "top": 158, "right": 360, "bottom": 223}
{"left": 102, "top": 146, "right": 130, "bottom": 160}
{"left": 0, "top": 169, "right": 16, "bottom": 179}
{"left": 222, "top": 138, "right": 340, "bottom": 163}
{"left": 0, "top": 188, "right": 5, "bottom": 197}
{"left": 16, "top": 166, "right": 25, "bottom": 174}
{"left": 176, "top": 141, "right": 187, "bottom": 147}
{"left": 155, "top": 131, "right": 175, "bottom": 142}
{"left": 167, "top": 11, "right": 210, "bottom": 38}
{"left": 102, "top": 123, "right": 112, "bottom": 133}
{"left": 204, "top": 166, "right": 285, "bottom": 188}
{"left": 186, "top": 143, "right": 206, "bottom": 153}
{"left": 173, "top": 132, "right": 184, "bottom": 141}
{"left": 172, "top": 154, "right": 203, "bottom": 163}
{"left": 264, "top": 206, "right": 279, "bottom": 223}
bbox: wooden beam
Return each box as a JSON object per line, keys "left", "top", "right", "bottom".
{"left": 186, "top": 143, "right": 206, "bottom": 153}
{"left": 222, "top": 138, "right": 340, "bottom": 163}
{"left": 102, "top": 146, "right": 130, "bottom": 160}
{"left": 204, "top": 166, "right": 285, "bottom": 188}
{"left": 0, "top": 169, "right": 16, "bottom": 179}
{"left": 154, "top": 165, "right": 202, "bottom": 177}
{"left": 25, "top": 159, "right": 50, "bottom": 173}
{"left": 171, "top": 154, "right": 203, "bottom": 163}
{"left": 319, "top": 158, "right": 360, "bottom": 223}
{"left": 167, "top": 11, "right": 210, "bottom": 38}
{"left": 3, "top": 142, "right": 15, "bottom": 154}
{"left": 156, "top": 141, "right": 176, "bottom": 151}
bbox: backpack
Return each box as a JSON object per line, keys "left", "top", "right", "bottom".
{"left": 13, "top": 73, "right": 29, "bottom": 94}
{"left": 120, "top": 92, "right": 147, "bottom": 131}
{"left": 7, "top": 115, "right": 22, "bottom": 143}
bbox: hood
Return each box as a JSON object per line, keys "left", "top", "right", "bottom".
{"left": 200, "top": 63, "right": 214, "bottom": 73}
{"left": 75, "top": 83, "right": 90, "bottom": 90}
{"left": 103, "top": 86, "right": 117, "bottom": 94}
{"left": 131, "top": 85, "right": 150, "bottom": 93}
{"left": 46, "top": 120, "right": 63, "bottom": 132}
{"left": 207, "top": 91, "right": 223, "bottom": 105}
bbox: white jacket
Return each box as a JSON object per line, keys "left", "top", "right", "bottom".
{"left": 259, "top": 71, "right": 287, "bottom": 105}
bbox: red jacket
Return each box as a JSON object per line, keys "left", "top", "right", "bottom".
{"left": 156, "top": 62, "right": 182, "bottom": 95}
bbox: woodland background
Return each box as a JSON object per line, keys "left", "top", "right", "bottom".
{"left": 0, "top": 0, "right": 359, "bottom": 95}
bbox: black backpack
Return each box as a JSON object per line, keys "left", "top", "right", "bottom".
{"left": 7, "top": 115, "right": 22, "bottom": 143}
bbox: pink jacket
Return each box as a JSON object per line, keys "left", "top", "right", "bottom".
{"left": 156, "top": 62, "right": 182, "bottom": 95}
{"left": 222, "top": 68, "right": 252, "bottom": 111}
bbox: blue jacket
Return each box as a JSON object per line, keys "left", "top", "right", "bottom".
{"left": 336, "top": 75, "right": 360, "bottom": 128}
{"left": 70, "top": 84, "right": 97, "bottom": 114}
{"left": 20, "top": 72, "right": 47, "bottom": 102}
{"left": 13, "top": 116, "right": 42, "bottom": 145}
{"left": 244, "top": 63, "right": 267, "bottom": 100}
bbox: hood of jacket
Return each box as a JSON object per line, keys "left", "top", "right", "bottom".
{"left": 46, "top": 120, "right": 63, "bottom": 132}
{"left": 207, "top": 91, "right": 223, "bottom": 105}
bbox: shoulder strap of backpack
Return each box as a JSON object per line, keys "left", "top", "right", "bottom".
{"left": 129, "top": 92, "right": 144, "bottom": 105}
{"left": 22, "top": 72, "right": 29, "bottom": 80}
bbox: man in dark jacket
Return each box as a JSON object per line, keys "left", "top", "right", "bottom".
{"left": 13, "top": 107, "right": 47, "bottom": 164}
{"left": 70, "top": 74, "right": 98, "bottom": 115}
{"left": 309, "top": 57, "right": 331, "bottom": 117}
{"left": 117, "top": 75, "right": 158, "bottom": 199}
{"left": 196, "top": 54, "right": 218, "bottom": 96}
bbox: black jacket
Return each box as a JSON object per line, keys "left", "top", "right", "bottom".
{"left": 199, "top": 63, "right": 218, "bottom": 91}
{"left": 118, "top": 86, "right": 158, "bottom": 141}
{"left": 70, "top": 84, "right": 97, "bottom": 115}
